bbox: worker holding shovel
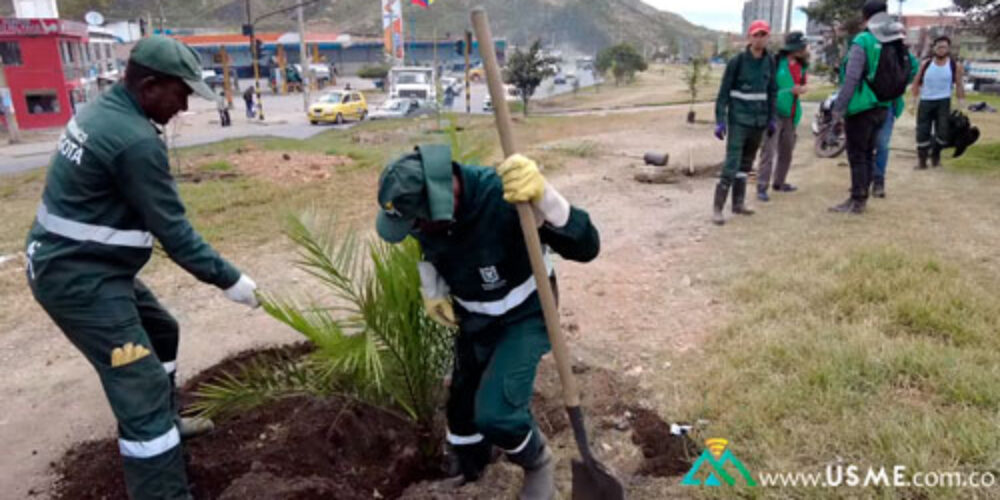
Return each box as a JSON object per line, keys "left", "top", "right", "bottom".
{"left": 375, "top": 144, "right": 600, "bottom": 499}
{"left": 24, "top": 36, "right": 259, "bottom": 499}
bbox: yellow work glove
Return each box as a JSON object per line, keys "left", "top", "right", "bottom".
{"left": 424, "top": 297, "right": 458, "bottom": 328}
{"left": 498, "top": 154, "right": 545, "bottom": 204}
{"left": 110, "top": 342, "right": 151, "bottom": 368}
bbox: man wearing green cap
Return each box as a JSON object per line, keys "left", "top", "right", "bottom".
{"left": 376, "top": 145, "right": 600, "bottom": 500}
{"left": 24, "top": 36, "right": 258, "bottom": 499}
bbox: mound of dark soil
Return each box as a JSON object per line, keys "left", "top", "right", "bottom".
{"left": 52, "top": 343, "right": 442, "bottom": 499}
{"left": 52, "top": 345, "right": 696, "bottom": 499}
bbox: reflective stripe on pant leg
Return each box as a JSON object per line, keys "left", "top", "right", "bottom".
{"left": 721, "top": 125, "right": 746, "bottom": 184}
{"left": 916, "top": 100, "right": 933, "bottom": 152}
{"left": 473, "top": 314, "right": 550, "bottom": 465}
{"left": 36, "top": 297, "right": 190, "bottom": 499}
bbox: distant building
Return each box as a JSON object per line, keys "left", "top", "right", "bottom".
{"left": 743, "top": 0, "right": 787, "bottom": 36}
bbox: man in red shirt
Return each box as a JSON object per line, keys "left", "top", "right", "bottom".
{"left": 757, "top": 31, "right": 810, "bottom": 202}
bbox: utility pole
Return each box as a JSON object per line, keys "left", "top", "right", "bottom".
{"left": 246, "top": 0, "right": 265, "bottom": 120}
{"left": 221, "top": 46, "right": 233, "bottom": 109}
{"left": 0, "top": 57, "right": 22, "bottom": 143}
{"left": 464, "top": 30, "right": 471, "bottom": 114}
{"left": 784, "top": 0, "right": 793, "bottom": 35}
{"left": 297, "top": 5, "right": 310, "bottom": 110}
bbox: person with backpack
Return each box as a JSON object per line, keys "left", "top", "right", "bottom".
{"left": 712, "top": 19, "right": 777, "bottom": 225}
{"left": 912, "top": 35, "right": 966, "bottom": 168}
{"left": 830, "top": 1, "right": 912, "bottom": 214}
{"left": 756, "top": 31, "right": 809, "bottom": 202}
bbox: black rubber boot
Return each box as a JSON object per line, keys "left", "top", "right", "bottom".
{"left": 931, "top": 148, "right": 942, "bottom": 167}
{"left": 712, "top": 182, "right": 728, "bottom": 226}
{"left": 732, "top": 178, "right": 755, "bottom": 215}
{"left": 916, "top": 149, "right": 929, "bottom": 169}
{"left": 872, "top": 177, "right": 886, "bottom": 198}
{"left": 828, "top": 198, "right": 866, "bottom": 214}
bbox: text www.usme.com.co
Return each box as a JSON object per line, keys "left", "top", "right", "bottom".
{"left": 757, "top": 465, "right": 997, "bottom": 488}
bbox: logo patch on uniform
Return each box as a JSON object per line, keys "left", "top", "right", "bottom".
{"left": 479, "top": 266, "right": 507, "bottom": 291}
{"left": 479, "top": 266, "right": 500, "bottom": 284}
{"left": 110, "top": 342, "right": 151, "bottom": 368}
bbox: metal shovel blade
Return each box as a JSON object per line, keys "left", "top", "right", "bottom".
{"left": 572, "top": 457, "right": 625, "bottom": 500}
{"left": 567, "top": 406, "right": 625, "bottom": 500}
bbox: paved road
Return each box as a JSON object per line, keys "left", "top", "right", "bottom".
{"left": 0, "top": 67, "right": 598, "bottom": 177}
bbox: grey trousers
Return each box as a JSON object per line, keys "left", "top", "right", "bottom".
{"left": 757, "top": 115, "right": 797, "bottom": 189}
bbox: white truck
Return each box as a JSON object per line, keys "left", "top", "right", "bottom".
{"left": 388, "top": 67, "right": 436, "bottom": 104}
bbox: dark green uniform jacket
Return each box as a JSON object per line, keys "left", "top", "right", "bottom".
{"left": 26, "top": 83, "right": 240, "bottom": 303}
{"left": 415, "top": 164, "right": 599, "bottom": 332}
{"left": 715, "top": 47, "right": 778, "bottom": 128}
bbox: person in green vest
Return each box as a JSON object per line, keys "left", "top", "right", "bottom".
{"left": 25, "top": 36, "right": 259, "bottom": 499}
{"left": 375, "top": 145, "right": 600, "bottom": 500}
{"left": 713, "top": 19, "right": 777, "bottom": 225}
{"left": 756, "top": 31, "right": 810, "bottom": 202}
{"left": 830, "top": 0, "right": 912, "bottom": 214}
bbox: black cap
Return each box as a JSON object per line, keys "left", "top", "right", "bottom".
{"left": 863, "top": 0, "right": 888, "bottom": 20}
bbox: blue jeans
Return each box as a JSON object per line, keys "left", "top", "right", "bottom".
{"left": 874, "top": 105, "right": 896, "bottom": 179}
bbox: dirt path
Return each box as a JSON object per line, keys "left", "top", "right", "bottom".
{"left": 0, "top": 109, "right": 731, "bottom": 498}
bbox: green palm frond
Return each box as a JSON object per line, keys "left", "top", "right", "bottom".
{"left": 200, "top": 211, "right": 456, "bottom": 429}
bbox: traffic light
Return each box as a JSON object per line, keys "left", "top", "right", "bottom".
{"left": 455, "top": 39, "right": 464, "bottom": 56}
{"left": 254, "top": 39, "right": 264, "bottom": 56}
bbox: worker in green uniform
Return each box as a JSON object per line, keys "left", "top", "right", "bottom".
{"left": 713, "top": 19, "right": 778, "bottom": 226}
{"left": 375, "top": 145, "right": 600, "bottom": 500}
{"left": 25, "top": 36, "right": 259, "bottom": 500}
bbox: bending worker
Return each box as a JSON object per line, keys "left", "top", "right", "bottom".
{"left": 25, "top": 36, "right": 259, "bottom": 499}
{"left": 375, "top": 145, "right": 600, "bottom": 500}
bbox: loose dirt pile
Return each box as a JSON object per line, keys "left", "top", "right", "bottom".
{"left": 52, "top": 344, "right": 699, "bottom": 499}
{"left": 182, "top": 145, "right": 354, "bottom": 184}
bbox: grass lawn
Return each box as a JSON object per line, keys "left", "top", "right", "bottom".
{"left": 655, "top": 121, "right": 1000, "bottom": 497}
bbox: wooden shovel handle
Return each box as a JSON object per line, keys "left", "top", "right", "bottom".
{"left": 470, "top": 8, "right": 580, "bottom": 408}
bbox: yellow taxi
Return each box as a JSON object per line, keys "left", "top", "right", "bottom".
{"left": 308, "top": 90, "right": 368, "bottom": 125}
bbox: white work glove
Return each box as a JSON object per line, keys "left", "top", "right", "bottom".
{"left": 223, "top": 274, "right": 259, "bottom": 308}
{"left": 418, "top": 262, "right": 457, "bottom": 328}
{"left": 498, "top": 154, "right": 570, "bottom": 228}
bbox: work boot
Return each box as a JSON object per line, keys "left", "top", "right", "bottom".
{"left": 731, "top": 178, "right": 755, "bottom": 215}
{"left": 828, "top": 198, "right": 866, "bottom": 214}
{"left": 519, "top": 446, "right": 555, "bottom": 500}
{"left": 931, "top": 148, "right": 942, "bottom": 167}
{"left": 178, "top": 416, "right": 215, "bottom": 440}
{"left": 712, "top": 183, "right": 728, "bottom": 226}
{"left": 872, "top": 177, "right": 886, "bottom": 198}
{"left": 916, "top": 149, "right": 929, "bottom": 169}
{"left": 757, "top": 185, "right": 770, "bottom": 202}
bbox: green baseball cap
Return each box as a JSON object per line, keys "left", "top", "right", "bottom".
{"left": 129, "top": 35, "right": 218, "bottom": 102}
{"left": 375, "top": 145, "right": 455, "bottom": 243}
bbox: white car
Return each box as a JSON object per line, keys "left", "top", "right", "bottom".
{"left": 294, "top": 64, "right": 332, "bottom": 87}
{"left": 369, "top": 98, "right": 436, "bottom": 120}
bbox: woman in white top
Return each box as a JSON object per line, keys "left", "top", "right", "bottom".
{"left": 911, "top": 35, "right": 966, "bottom": 168}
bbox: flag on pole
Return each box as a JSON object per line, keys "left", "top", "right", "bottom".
{"left": 411, "top": 0, "right": 433, "bottom": 8}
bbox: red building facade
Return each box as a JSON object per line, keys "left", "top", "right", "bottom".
{"left": 0, "top": 17, "right": 90, "bottom": 130}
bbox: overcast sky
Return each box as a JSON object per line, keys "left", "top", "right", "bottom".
{"left": 642, "top": 0, "right": 956, "bottom": 33}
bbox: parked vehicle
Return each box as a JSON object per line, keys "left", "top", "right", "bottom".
{"left": 204, "top": 68, "right": 240, "bottom": 92}
{"left": 294, "top": 63, "right": 332, "bottom": 88}
{"left": 369, "top": 98, "right": 438, "bottom": 120}
{"left": 308, "top": 90, "right": 368, "bottom": 124}
{"left": 388, "top": 67, "right": 435, "bottom": 102}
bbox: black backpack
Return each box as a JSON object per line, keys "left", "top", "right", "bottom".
{"left": 866, "top": 40, "right": 912, "bottom": 102}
